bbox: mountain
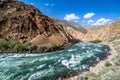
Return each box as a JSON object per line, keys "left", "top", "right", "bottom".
{"left": 75, "top": 18, "right": 119, "bottom": 42}
{"left": 82, "top": 18, "right": 120, "bottom": 41}
{"left": 50, "top": 18, "right": 88, "bottom": 41}
{"left": 0, "top": 0, "right": 77, "bottom": 46}
{"left": 51, "top": 18, "right": 87, "bottom": 34}
{"left": 52, "top": 18, "right": 120, "bottom": 42}
{"left": 87, "top": 25, "right": 106, "bottom": 31}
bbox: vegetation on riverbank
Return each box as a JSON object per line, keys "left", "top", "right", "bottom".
{"left": 105, "top": 61, "right": 112, "bottom": 67}
{"left": 89, "top": 39, "right": 102, "bottom": 43}
{"left": 0, "top": 39, "right": 72, "bottom": 53}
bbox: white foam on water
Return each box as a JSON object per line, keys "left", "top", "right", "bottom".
{"left": 61, "top": 55, "right": 83, "bottom": 69}
{"left": 82, "top": 46, "right": 86, "bottom": 49}
{"left": 87, "top": 53, "right": 93, "bottom": 58}
{"left": 79, "top": 65, "right": 89, "bottom": 70}
{"left": 105, "top": 49, "right": 108, "bottom": 51}
{"left": 86, "top": 50, "right": 90, "bottom": 54}
{"left": 39, "top": 56, "right": 58, "bottom": 61}
{"left": 3, "top": 74, "right": 14, "bottom": 80}
{"left": 36, "top": 64, "right": 46, "bottom": 69}
{"left": 28, "top": 69, "right": 53, "bottom": 80}
{"left": 20, "top": 74, "right": 30, "bottom": 80}
{"left": 31, "top": 58, "right": 39, "bottom": 63}
{"left": 68, "top": 49, "right": 76, "bottom": 52}
{"left": 8, "top": 54, "right": 26, "bottom": 58}
{"left": 61, "top": 60, "right": 70, "bottom": 69}
{"left": 95, "top": 49, "right": 102, "bottom": 52}
{"left": 0, "top": 42, "right": 108, "bottom": 80}
{"left": 82, "top": 65, "right": 87, "bottom": 69}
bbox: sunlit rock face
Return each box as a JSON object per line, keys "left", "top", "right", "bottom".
{"left": 0, "top": 0, "right": 75, "bottom": 45}
{"left": 0, "top": 42, "right": 109, "bottom": 80}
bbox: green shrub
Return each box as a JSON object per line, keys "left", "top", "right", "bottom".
{"left": 37, "top": 45, "right": 43, "bottom": 52}
{"left": 49, "top": 44, "right": 58, "bottom": 50}
{"left": 105, "top": 61, "right": 112, "bottom": 67}
{"left": 28, "top": 45, "right": 36, "bottom": 52}
{"left": 36, "top": 44, "right": 60, "bottom": 52}
{"left": 13, "top": 43, "right": 23, "bottom": 52}
{"left": 90, "top": 39, "right": 102, "bottom": 43}
{"left": 0, "top": 40, "right": 9, "bottom": 50}
{"left": 8, "top": 40, "right": 18, "bottom": 49}
{"left": 47, "top": 43, "right": 60, "bottom": 51}
{"left": 0, "top": 39, "right": 62, "bottom": 52}
{"left": 24, "top": 42, "right": 31, "bottom": 47}
{"left": 23, "top": 42, "right": 31, "bottom": 48}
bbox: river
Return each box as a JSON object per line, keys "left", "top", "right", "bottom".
{"left": 0, "top": 42, "right": 109, "bottom": 80}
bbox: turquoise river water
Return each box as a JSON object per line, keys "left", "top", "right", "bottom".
{"left": 0, "top": 42, "right": 109, "bottom": 80}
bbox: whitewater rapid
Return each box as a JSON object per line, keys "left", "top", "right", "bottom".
{"left": 0, "top": 42, "right": 109, "bottom": 80}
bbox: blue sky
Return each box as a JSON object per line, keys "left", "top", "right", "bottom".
{"left": 19, "top": 0, "right": 120, "bottom": 25}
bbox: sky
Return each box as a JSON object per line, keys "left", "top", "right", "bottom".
{"left": 19, "top": 0, "right": 120, "bottom": 25}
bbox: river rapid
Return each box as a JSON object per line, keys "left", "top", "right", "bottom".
{"left": 0, "top": 42, "right": 109, "bottom": 80}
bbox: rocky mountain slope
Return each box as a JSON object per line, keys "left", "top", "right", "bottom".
{"left": 64, "top": 27, "right": 84, "bottom": 41}
{"left": 51, "top": 18, "right": 87, "bottom": 41}
{"left": 87, "top": 25, "right": 105, "bottom": 31}
{"left": 0, "top": 0, "right": 76, "bottom": 46}
{"left": 83, "top": 18, "right": 120, "bottom": 41}
{"left": 58, "top": 18, "right": 120, "bottom": 42}
{"left": 51, "top": 18, "right": 87, "bottom": 34}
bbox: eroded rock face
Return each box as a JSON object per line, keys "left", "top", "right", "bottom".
{"left": 63, "top": 19, "right": 120, "bottom": 42}
{"left": 82, "top": 22, "right": 120, "bottom": 41}
{"left": 64, "top": 27, "right": 84, "bottom": 40}
{"left": 0, "top": 1, "right": 75, "bottom": 45}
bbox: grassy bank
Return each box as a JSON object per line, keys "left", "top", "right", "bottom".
{"left": 0, "top": 39, "right": 72, "bottom": 53}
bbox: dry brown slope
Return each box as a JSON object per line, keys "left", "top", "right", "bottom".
{"left": 83, "top": 20, "right": 120, "bottom": 41}
{"left": 63, "top": 19, "right": 120, "bottom": 42}
{"left": 64, "top": 27, "right": 84, "bottom": 40}
{"left": 0, "top": 0, "right": 76, "bottom": 45}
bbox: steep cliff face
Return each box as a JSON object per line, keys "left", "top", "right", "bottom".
{"left": 0, "top": 1, "right": 75, "bottom": 45}
{"left": 64, "top": 27, "right": 84, "bottom": 41}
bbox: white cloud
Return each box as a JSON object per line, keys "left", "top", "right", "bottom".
{"left": 45, "top": 3, "right": 54, "bottom": 6}
{"left": 87, "top": 20, "right": 94, "bottom": 24}
{"left": 45, "top": 3, "right": 49, "bottom": 6}
{"left": 64, "top": 13, "right": 80, "bottom": 21}
{"left": 92, "top": 18, "right": 112, "bottom": 25}
{"left": 84, "top": 12, "right": 95, "bottom": 19}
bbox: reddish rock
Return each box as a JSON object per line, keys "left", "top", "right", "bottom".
{"left": 0, "top": 0, "right": 76, "bottom": 45}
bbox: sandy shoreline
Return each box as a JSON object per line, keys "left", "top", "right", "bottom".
{"left": 61, "top": 42, "right": 118, "bottom": 80}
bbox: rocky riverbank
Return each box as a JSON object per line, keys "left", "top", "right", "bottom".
{"left": 61, "top": 40, "right": 119, "bottom": 80}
